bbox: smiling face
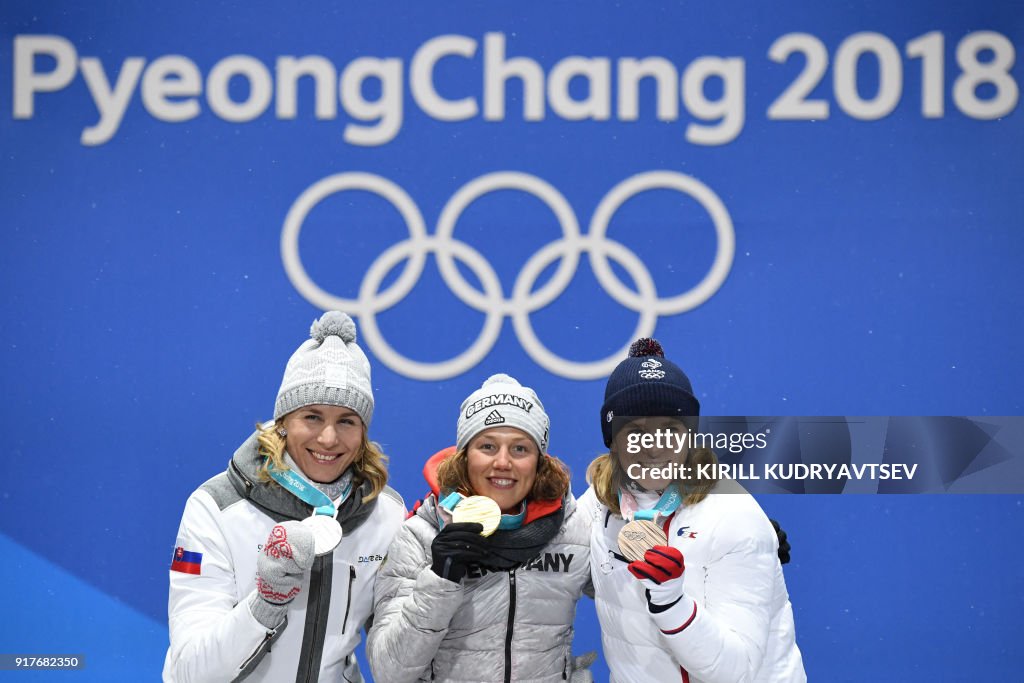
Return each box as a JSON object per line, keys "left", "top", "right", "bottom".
{"left": 465, "top": 427, "right": 540, "bottom": 514}
{"left": 282, "top": 405, "right": 364, "bottom": 483}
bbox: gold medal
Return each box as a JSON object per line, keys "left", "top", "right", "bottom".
{"left": 451, "top": 495, "right": 502, "bottom": 537}
{"left": 617, "top": 519, "right": 667, "bottom": 562}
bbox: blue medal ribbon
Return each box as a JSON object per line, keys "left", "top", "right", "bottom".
{"left": 268, "top": 462, "right": 348, "bottom": 517}
{"left": 439, "top": 491, "right": 465, "bottom": 512}
{"left": 497, "top": 504, "right": 526, "bottom": 530}
{"left": 618, "top": 482, "right": 683, "bottom": 524}
{"left": 438, "top": 492, "right": 525, "bottom": 530}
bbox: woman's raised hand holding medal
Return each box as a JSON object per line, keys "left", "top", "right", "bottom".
{"left": 248, "top": 520, "right": 317, "bottom": 628}
{"left": 429, "top": 522, "right": 492, "bottom": 582}
{"left": 429, "top": 495, "right": 502, "bottom": 582}
{"left": 627, "top": 543, "right": 690, "bottom": 619}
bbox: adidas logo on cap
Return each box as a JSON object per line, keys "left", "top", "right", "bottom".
{"left": 483, "top": 410, "right": 505, "bottom": 426}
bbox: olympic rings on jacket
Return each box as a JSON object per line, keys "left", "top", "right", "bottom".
{"left": 281, "top": 171, "right": 734, "bottom": 380}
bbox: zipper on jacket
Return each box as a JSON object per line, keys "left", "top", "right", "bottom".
{"left": 298, "top": 556, "right": 328, "bottom": 683}
{"left": 504, "top": 570, "right": 517, "bottom": 683}
{"left": 562, "top": 652, "right": 568, "bottom": 680}
{"left": 239, "top": 630, "right": 275, "bottom": 671}
{"left": 341, "top": 654, "right": 356, "bottom": 683}
{"left": 341, "top": 565, "right": 356, "bottom": 634}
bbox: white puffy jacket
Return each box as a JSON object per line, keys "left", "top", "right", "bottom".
{"left": 368, "top": 453, "right": 593, "bottom": 683}
{"left": 162, "top": 432, "right": 405, "bottom": 683}
{"left": 584, "top": 481, "right": 806, "bottom": 683}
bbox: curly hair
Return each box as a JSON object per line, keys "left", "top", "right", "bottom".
{"left": 255, "top": 417, "right": 389, "bottom": 503}
{"left": 437, "top": 446, "right": 571, "bottom": 503}
{"left": 586, "top": 445, "right": 718, "bottom": 515}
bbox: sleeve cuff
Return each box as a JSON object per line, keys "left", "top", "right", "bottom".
{"left": 246, "top": 591, "right": 288, "bottom": 630}
{"left": 649, "top": 595, "right": 698, "bottom": 636}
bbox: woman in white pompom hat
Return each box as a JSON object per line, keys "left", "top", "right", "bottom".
{"left": 368, "top": 373, "right": 598, "bottom": 683}
{"left": 163, "top": 311, "right": 405, "bottom": 683}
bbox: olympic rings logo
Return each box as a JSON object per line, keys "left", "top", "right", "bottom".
{"left": 281, "top": 171, "right": 734, "bottom": 381}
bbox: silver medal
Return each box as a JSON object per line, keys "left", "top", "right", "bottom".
{"left": 303, "top": 513, "right": 343, "bottom": 556}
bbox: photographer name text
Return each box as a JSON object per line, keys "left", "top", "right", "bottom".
{"left": 627, "top": 462, "right": 918, "bottom": 482}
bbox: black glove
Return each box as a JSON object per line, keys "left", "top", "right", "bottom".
{"left": 770, "top": 518, "right": 791, "bottom": 565}
{"left": 430, "top": 522, "right": 490, "bottom": 582}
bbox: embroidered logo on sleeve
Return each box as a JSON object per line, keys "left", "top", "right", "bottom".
{"left": 170, "top": 546, "right": 203, "bottom": 575}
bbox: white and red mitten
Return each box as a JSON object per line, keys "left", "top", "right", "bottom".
{"left": 627, "top": 545, "right": 698, "bottom": 635}
{"left": 247, "top": 521, "right": 315, "bottom": 628}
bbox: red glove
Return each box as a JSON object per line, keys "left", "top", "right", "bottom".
{"left": 628, "top": 544, "right": 697, "bottom": 634}
{"left": 627, "top": 545, "right": 685, "bottom": 584}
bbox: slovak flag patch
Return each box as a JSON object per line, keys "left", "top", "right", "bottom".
{"left": 170, "top": 546, "right": 203, "bottom": 575}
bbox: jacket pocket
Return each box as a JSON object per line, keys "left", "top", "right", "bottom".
{"left": 341, "top": 563, "right": 357, "bottom": 634}
{"left": 341, "top": 652, "right": 362, "bottom": 682}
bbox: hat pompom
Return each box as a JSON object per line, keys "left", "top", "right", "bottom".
{"left": 628, "top": 337, "right": 664, "bottom": 358}
{"left": 482, "top": 373, "right": 521, "bottom": 388}
{"left": 310, "top": 311, "right": 357, "bottom": 344}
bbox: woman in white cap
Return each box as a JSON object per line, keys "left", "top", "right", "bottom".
{"left": 583, "top": 338, "right": 805, "bottom": 683}
{"left": 163, "top": 312, "right": 405, "bottom": 683}
{"left": 367, "top": 373, "right": 596, "bottom": 683}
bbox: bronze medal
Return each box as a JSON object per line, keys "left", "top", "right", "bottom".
{"left": 617, "top": 519, "right": 668, "bottom": 562}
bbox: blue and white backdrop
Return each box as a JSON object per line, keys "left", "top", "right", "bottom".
{"left": 2, "top": 2, "right": 1022, "bottom": 680}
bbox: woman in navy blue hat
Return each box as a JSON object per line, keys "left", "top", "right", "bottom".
{"left": 582, "top": 338, "right": 806, "bottom": 683}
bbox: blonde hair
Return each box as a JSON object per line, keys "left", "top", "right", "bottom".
{"left": 437, "top": 446, "right": 571, "bottom": 503}
{"left": 586, "top": 446, "right": 718, "bottom": 515}
{"left": 255, "top": 418, "right": 389, "bottom": 503}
